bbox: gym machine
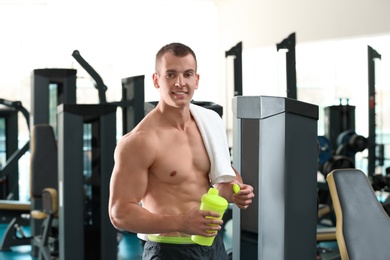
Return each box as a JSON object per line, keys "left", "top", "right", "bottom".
{"left": 72, "top": 50, "right": 145, "bottom": 134}
{"left": 121, "top": 75, "right": 145, "bottom": 134}
{"left": 319, "top": 46, "right": 383, "bottom": 180}
{"left": 31, "top": 68, "right": 77, "bottom": 131}
{"left": 2, "top": 50, "right": 146, "bottom": 257}
{"left": 368, "top": 45, "right": 383, "bottom": 177}
{"left": 72, "top": 50, "right": 107, "bottom": 104}
{"left": 58, "top": 103, "right": 117, "bottom": 260}
{"left": 277, "top": 32, "right": 297, "bottom": 100}
{"left": 225, "top": 42, "right": 243, "bottom": 97}
{"left": 324, "top": 100, "right": 356, "bottom": 153}
{"left": 319, "top": 100, "right": 368, "bottom": 176}
{"left": 0, "top": 100, "right": 31, "bottom": 251}
{"left": 30, "top": 68, "right": 78, "bottom": 256}
{"left": 0, "top": 99, "right": 30, "bottom": 201}
{"left": 232, "top": 95, "right": 319, "bottom": 260}
{"left": 317, "top": 101, "right": 367, "bottom": 231}
{"left": 1, "top": 68, "right": 76, "bottom": 253}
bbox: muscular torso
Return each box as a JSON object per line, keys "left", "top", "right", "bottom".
{"left": 139, "top": 109, "right": 211, "bottom": 237}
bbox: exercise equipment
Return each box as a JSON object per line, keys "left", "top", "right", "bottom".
{"left": 37, "top": 52, "right": 143, "bottom": 259}
{"left": 29, "top": 124, "right": 59, "bottom": 259}
{"left": 0, "top": 124, "right": 58, "bottom": 256}
{"left": 368, "top": 46, "right": 382, "bottom": 176}
{"left": 327, "top": 169, "right": 390, "bottom": 260}
{"left": 29, "top": 68, "right": 77, "bottom": 257}
{"left": 121, "top": 75, "right": 145, "bottom": 134}
{"left": 0, "top": 99, "right": 30, "bottom": 200}
{"left": 321, "top": 100, "right": 368, "bottom": 177}
{"left": 232, "top": 95, "right": 319, "bottom": 260}
{"left": 336, "top": 129, "right": 368, "bottom": 158}
{"left": 31, "top": 188, "right": 58, "bottom": 260}
{"left": 72, "top": 50, "right": 145, "bottom": 134}
{"left": 31, "top": 68, "right": 77, "bottom": 130}
{"left": 2, "top": 53, "right": 145, "bottom": 257}
{"left": 324, "top": 100, "right": 355, "bottom": 154}
{"left": 58, "top": 104, "right": 117, "bottom": 260}
{"left": 277, "top": 32, "right": 297, "bottom": 100}
{"left": 0, "top": 100, "right": 31, "bottom": 251}
{"left": 317, "top": 136, "right": 332, "bottom": 166}
{"left": 72, "top": 50, "right": 107, "bottom": 104}
{"left": 0, "top": 202, "right": 30, "bottom": 250}
{"left": 225, "top": 42, "right": 243, "bottom": 96}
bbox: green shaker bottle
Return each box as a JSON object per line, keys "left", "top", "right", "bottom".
{"left": 191, "top": 187, "right": 228, "bottom": 246}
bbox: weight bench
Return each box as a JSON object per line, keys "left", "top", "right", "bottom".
{"left": 31, "top": 187, "right": 58, "bottom": 260}
{"left": 0, "top": 124, "right": 58, "bottom": 259}
{"left": 0, "top": 200, "right": 31, "bottom": 250}
{"left": 327, "top": 169, "right": 390, "bottom": 260}
{"left": 29, "top": 124, "right": 58, "bottom": 259}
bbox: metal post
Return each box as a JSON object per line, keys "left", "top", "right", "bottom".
{"left": 232, "top": 96, "right": 318, "bottom": 260}
{"left": 367, "top": 46, "right": 381, "bottom": 176}
{"left": 225, "top": 42, "right": 243, "bottom": 97}
{"left": 277, "top": 33, "right": 297, "bottom": 100}
{"left": 58, "top": 104, "right": 117, "bottom": 260}
{"left": 121, "top": 75, "right": 145, "bottom": 134}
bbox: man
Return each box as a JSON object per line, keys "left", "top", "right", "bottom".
{"left": 109, "top": 42, "right": 254, "bottom": 259}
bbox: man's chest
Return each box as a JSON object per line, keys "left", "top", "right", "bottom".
{"left": 151, "top": 129, "right": 210, "bottom": 181}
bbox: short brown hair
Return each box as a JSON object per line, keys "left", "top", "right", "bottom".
{"left": 155, "top": 42, "right": 197, "bottom": 72}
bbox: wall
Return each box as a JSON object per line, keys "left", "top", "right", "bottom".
{"left": 216, "top": 0, "right": 390, "bottom": 108}
{"left": 217, "top": 0, "right": 390, "bottom": 48}
{"left": 0, "top": 0, "right": 220, "bottom": 113}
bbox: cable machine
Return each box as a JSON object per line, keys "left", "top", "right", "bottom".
{"left": 225, "top": 42, "right": 243, "bottom": 97}
{"left": 276, "top": 32, "right": 297, "bottom": 100}
{"left": 368, "top": 45, "right": 382, "bottom": 177}
{"left": 0, "top": 99, "right": 30, "bottom": 200}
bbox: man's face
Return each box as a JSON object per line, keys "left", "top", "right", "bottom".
{"left": 153, "top": 52, "right": 199, "bottom": 108}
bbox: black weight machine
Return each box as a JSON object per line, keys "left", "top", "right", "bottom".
{"left": 0, "top": 99, "right": 31, "bottom": 251}
{"left": 1, "top": 69, "right": 78, "bottom": 256}
{"left": 318, "top": 46, "right": 384, "bottom": 181}
{"left": 365, "top": 46, "right": 390, "bottom": 199}
{"left": 276, "top": 32, "right": 297, "bottom": 100}
{"left": 226, "top": 36, "right": 319, "bottom": 260}
{"left": 1, "top": 48, "right": 146, "bottom": 258}
{"left": 228, "top": 33, "right": 343, "bottom": 259}
{"left": 0, "top": 99, "right": 30, "bottom": 201}
{"left": 232, "top": 96, "right": 319, "bottom": 260}
{"left": 72, "top": 50, "right": 145, "bottom": 134}
{"left": 45, "top": 51, "right": 144, "bottom": 260}
{"left": 225, "top": 42, "right": 243, "bottom": 97}
{"left": 58, "top": 103, "right": 117, "bottom": 260}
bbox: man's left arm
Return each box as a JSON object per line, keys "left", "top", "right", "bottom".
{"left": 214, "top": 167, "right": 254, "bottom": 210}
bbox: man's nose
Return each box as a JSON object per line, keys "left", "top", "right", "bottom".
{"left": 175, "top": 76, "right": 185, "bottom": 87}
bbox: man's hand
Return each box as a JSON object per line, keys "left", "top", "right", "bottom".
{"left": 232, "top": 183, "right": 254, "bottom": 209}
{"left": 181, "top": 207, "right": 223, "bottom": 237}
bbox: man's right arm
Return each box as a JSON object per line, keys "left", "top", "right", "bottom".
{"left": 108, "top": 132, "right": 178, "bottom": 233}
{"left": 108, "top": 132, "right": 225, "bottom": 236}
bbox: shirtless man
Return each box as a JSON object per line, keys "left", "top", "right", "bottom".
{"left": 108, "top": 42, "right": 254, "bottom": 259}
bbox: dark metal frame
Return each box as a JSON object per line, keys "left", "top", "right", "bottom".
{"left": 277, "top": 33, "right": 297, "bottom": 100}
{"left": 367, "top": 45, "right": 381, "bottom": 176}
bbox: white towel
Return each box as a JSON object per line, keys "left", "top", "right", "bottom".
{"left": 189, "top": 103, "right": 236, "bottom": 184}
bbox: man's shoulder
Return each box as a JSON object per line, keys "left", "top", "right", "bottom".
{"left": 119, "top": 125, "right": 157, "bottom": 149}
{"left": 190, "top": 103, "right": 221, "bottom": 118}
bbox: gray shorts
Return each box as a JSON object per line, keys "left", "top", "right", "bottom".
{"left": 142, "top": 233, "right": 228, "bottom": 260}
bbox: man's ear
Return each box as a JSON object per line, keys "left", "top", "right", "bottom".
{"left": 195, "top": 73, "right": 200, "bottom": 89}
{"left": 152, "top": 73, "right": 159, "bottom": 88}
